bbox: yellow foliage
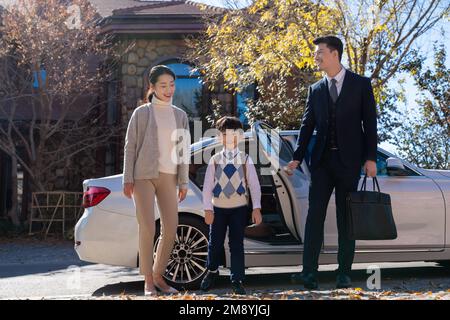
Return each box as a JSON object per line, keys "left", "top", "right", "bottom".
{"left": 188, "top": 0, "right": 338, "bottom": 89}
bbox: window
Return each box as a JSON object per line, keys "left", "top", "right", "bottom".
{"left": 236, "top": 84, "right": 256, "bottom": 126}
{"left": 164, "top": 61, "right": 203, "bottom": 121}
{"left": 375, "top": 152, "right": 389, "bottom": 176}
{"left": 33, "top": 69, "right": 47, "bottom": 88}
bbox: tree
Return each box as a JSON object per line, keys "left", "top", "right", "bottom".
{"left": 0, "top": 0, "right": 123, "bottom": 225}
{"left": 395, "top": 114, "right": 449, "bottom": 170}
{"left": 187, "top": 0, "right": 449, "bottom": 134}
{"left": 332, "top": 0, "right": 449, "bottom": 141}
{"left": 333, "top": 0, "right": 448, "bottom": 90}
{"left": 188, "top": 0, "right": 337, "bottom": 89}
{"left": 392, "top": 41, "right": 449, "bottom": 169}
{"left": 186, "top": 0, "right": 338, "bottom": 127}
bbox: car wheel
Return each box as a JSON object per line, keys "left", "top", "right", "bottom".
{"left": 154, "top": 214, "right": 209, "bottom": 290}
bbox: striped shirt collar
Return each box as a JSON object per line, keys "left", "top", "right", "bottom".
{"left": 222, "top": 147, "right": 240, "bottom": 160}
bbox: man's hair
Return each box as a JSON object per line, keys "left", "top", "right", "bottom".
{"left": 216, "top": 116, "right": 243, "bottom": 132}
{"left": 313, "top": 35, "right": 344, "bottom": 62}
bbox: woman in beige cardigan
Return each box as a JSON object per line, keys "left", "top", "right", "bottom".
{"left": 123, "top": 65, "right": 190, "bottom": 296}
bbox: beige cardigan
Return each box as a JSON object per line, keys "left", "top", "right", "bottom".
{"left": 122, "top": 102, "right": 190, "bottom": 189}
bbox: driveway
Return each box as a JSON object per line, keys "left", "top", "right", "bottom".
{"left": 1, "top": 238, "right": 449, "bottom": 300}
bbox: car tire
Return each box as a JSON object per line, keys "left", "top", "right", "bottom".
{"left": 153, "top": 214, "right": 210, "bottom": 290}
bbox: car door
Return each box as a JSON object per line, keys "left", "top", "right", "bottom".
{"left": 252, "top": 121, "right": 310, "bottom": 241}
{"left": 323, "top": 150, "right": 446, "bottom": 252}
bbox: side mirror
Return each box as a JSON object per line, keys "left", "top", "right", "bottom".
{"left": 386, "top": 157, "right": 408, "bottom": 176}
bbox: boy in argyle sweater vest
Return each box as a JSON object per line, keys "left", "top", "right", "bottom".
{"left": 200, "top": 116, "right": 262, "bottom": 295}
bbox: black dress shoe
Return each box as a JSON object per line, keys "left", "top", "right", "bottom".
{"left": 200, "top": 270, "right": 219, "bottom": 291}
{"left": 290, "top": 273, "right": 304, "bottom": 284}
{"left": 231, "top": 281, "right": 246, "bottom": 295}
{"left": 291, "top": 272, "right": 318, "bottom": 290}
{"left": 302, "top": 273, "right": 318, "bottom": 290}
{"left": 336, "top": 274, "right": 352, "bottom": 289}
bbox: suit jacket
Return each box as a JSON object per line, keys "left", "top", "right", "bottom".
{"left": 293, "top": 70, "right": 377, "bottom": 170}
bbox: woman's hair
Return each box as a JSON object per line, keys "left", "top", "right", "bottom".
{"left": 145, "top": 65, "right": 176, "bottom": 103}
{"left": 216, "top": 116, "right": 243, "bottom": 132}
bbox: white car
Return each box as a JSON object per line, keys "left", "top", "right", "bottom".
{"left": 75, "top": 121, "right": 450, "bottom": 289}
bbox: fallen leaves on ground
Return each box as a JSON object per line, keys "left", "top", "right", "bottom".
{"left": 86, "top": 288, "right": 450, "bottom": 301}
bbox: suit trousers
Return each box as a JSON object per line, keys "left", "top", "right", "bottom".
{"left": 302, "top": 150, "right": 361, "bottom": 275}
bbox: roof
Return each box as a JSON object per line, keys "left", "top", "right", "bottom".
{"left": 89, "top": 0, "right": 225, "bottom": 18}
{"left": 0, "top": 1, "right": 225, "bottom": 18}
{"left": 0, "top": 1, "right": 227, "bottom": 36}
{"left": 100, "top": 1, "right": 226, "bottom": 35}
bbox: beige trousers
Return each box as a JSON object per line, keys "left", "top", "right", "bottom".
{"left": 132, "top": 172, "right": 178, "bottom": 276}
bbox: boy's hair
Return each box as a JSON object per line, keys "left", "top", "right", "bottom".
{"left": 216, "top": 116, "right": 243, "bottom": 132}
{"left": 313, "top": 35, "right": 344, "bottom": 62}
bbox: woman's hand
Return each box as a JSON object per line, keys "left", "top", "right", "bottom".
{"left": 204, "top": 210, "right": 214, "bottom": 225}
{"left": 178, "top": 188, "right": 188, "bottom": 203}
{"left": 252, "top": 208, "right": 262, "bottom": 225}
{"left": 123, "top": 183, "right": 134, "bottom": 199}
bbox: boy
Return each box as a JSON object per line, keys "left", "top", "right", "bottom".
{"left": 201, "top": 116, "right": 262, "bottom": 295}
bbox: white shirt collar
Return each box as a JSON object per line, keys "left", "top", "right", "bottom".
{"left": 325, "top": 66, "right": 346, "bottom": 85}
{"left": 222, "top": 147, "right": 240, "bottom": 159}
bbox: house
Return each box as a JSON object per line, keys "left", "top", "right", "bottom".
{"left": 0, "top": 0, "right": 256, "bottom": 221}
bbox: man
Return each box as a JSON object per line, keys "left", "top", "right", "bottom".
{"left": 286, "top": 35, "right": 377, "bottom": 289}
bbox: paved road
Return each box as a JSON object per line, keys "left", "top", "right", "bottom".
{"left": 1, "top": 240, "right": 449, "bottom": 299}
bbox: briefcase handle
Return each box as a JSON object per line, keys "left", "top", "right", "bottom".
{"left": 360, "top": 175, "right": 381, "bottom": 192}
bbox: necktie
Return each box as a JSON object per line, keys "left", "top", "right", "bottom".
{"left": 330, "top": 78, "right": 338, "bottom": 103}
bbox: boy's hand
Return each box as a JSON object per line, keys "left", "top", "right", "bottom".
{"left": 251, "top": 208, "right": 262, "bottom": 225}
{"left": 204, "top": 210, "right": 214, "bottom": 225}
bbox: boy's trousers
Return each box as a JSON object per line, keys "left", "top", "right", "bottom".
{"left": 206, "top": 205, "right": 248, "bottom": 282}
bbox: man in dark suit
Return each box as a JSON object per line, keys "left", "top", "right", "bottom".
{"left": 286, "top": 36, "right": 378, "bottom": 289}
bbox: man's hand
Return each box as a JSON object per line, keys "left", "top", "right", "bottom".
{"left": 123, "top": 183, "right": 134, "bottom": 199}
{"left": 364, "top": 160, "right": 377, "bottom": 177}
{"left": 204, "top": 210, "right": 214, "bottom": 225}
{"left": 286, "top": 160, "right": 300, "bottom": 176}
{"left": 251, "top": 208, "right": 262, "bottom": 225}
{"left": 178, "top": 188, "right": 188, "bottom": 203}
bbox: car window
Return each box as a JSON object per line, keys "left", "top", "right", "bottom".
{"left": 255, "top": 123, "right": 292, "bottom": 164}
{"left": 375, "top": 152, "right": 389, "bottom": 176}
{"left": 281, "top": 135, "right": 296, "bottom": 152}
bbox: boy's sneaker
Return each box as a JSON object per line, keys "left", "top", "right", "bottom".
{"left": 200, "top": 270, "right": 219, "bottom": 291}
{"left": 231, "top": 280, "right": 246, "bottom": 295}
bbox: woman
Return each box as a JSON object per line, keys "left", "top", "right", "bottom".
{"left": 122, "top": 65, "right": 190, "bottom": 296}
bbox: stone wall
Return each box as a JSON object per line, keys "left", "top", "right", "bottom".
{"left": 119, "top": 38, "right": 189, "bottom": 124}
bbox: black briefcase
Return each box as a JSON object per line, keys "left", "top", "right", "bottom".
{"left": 346, "top": 175, "right": 397, "bottom": 240}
